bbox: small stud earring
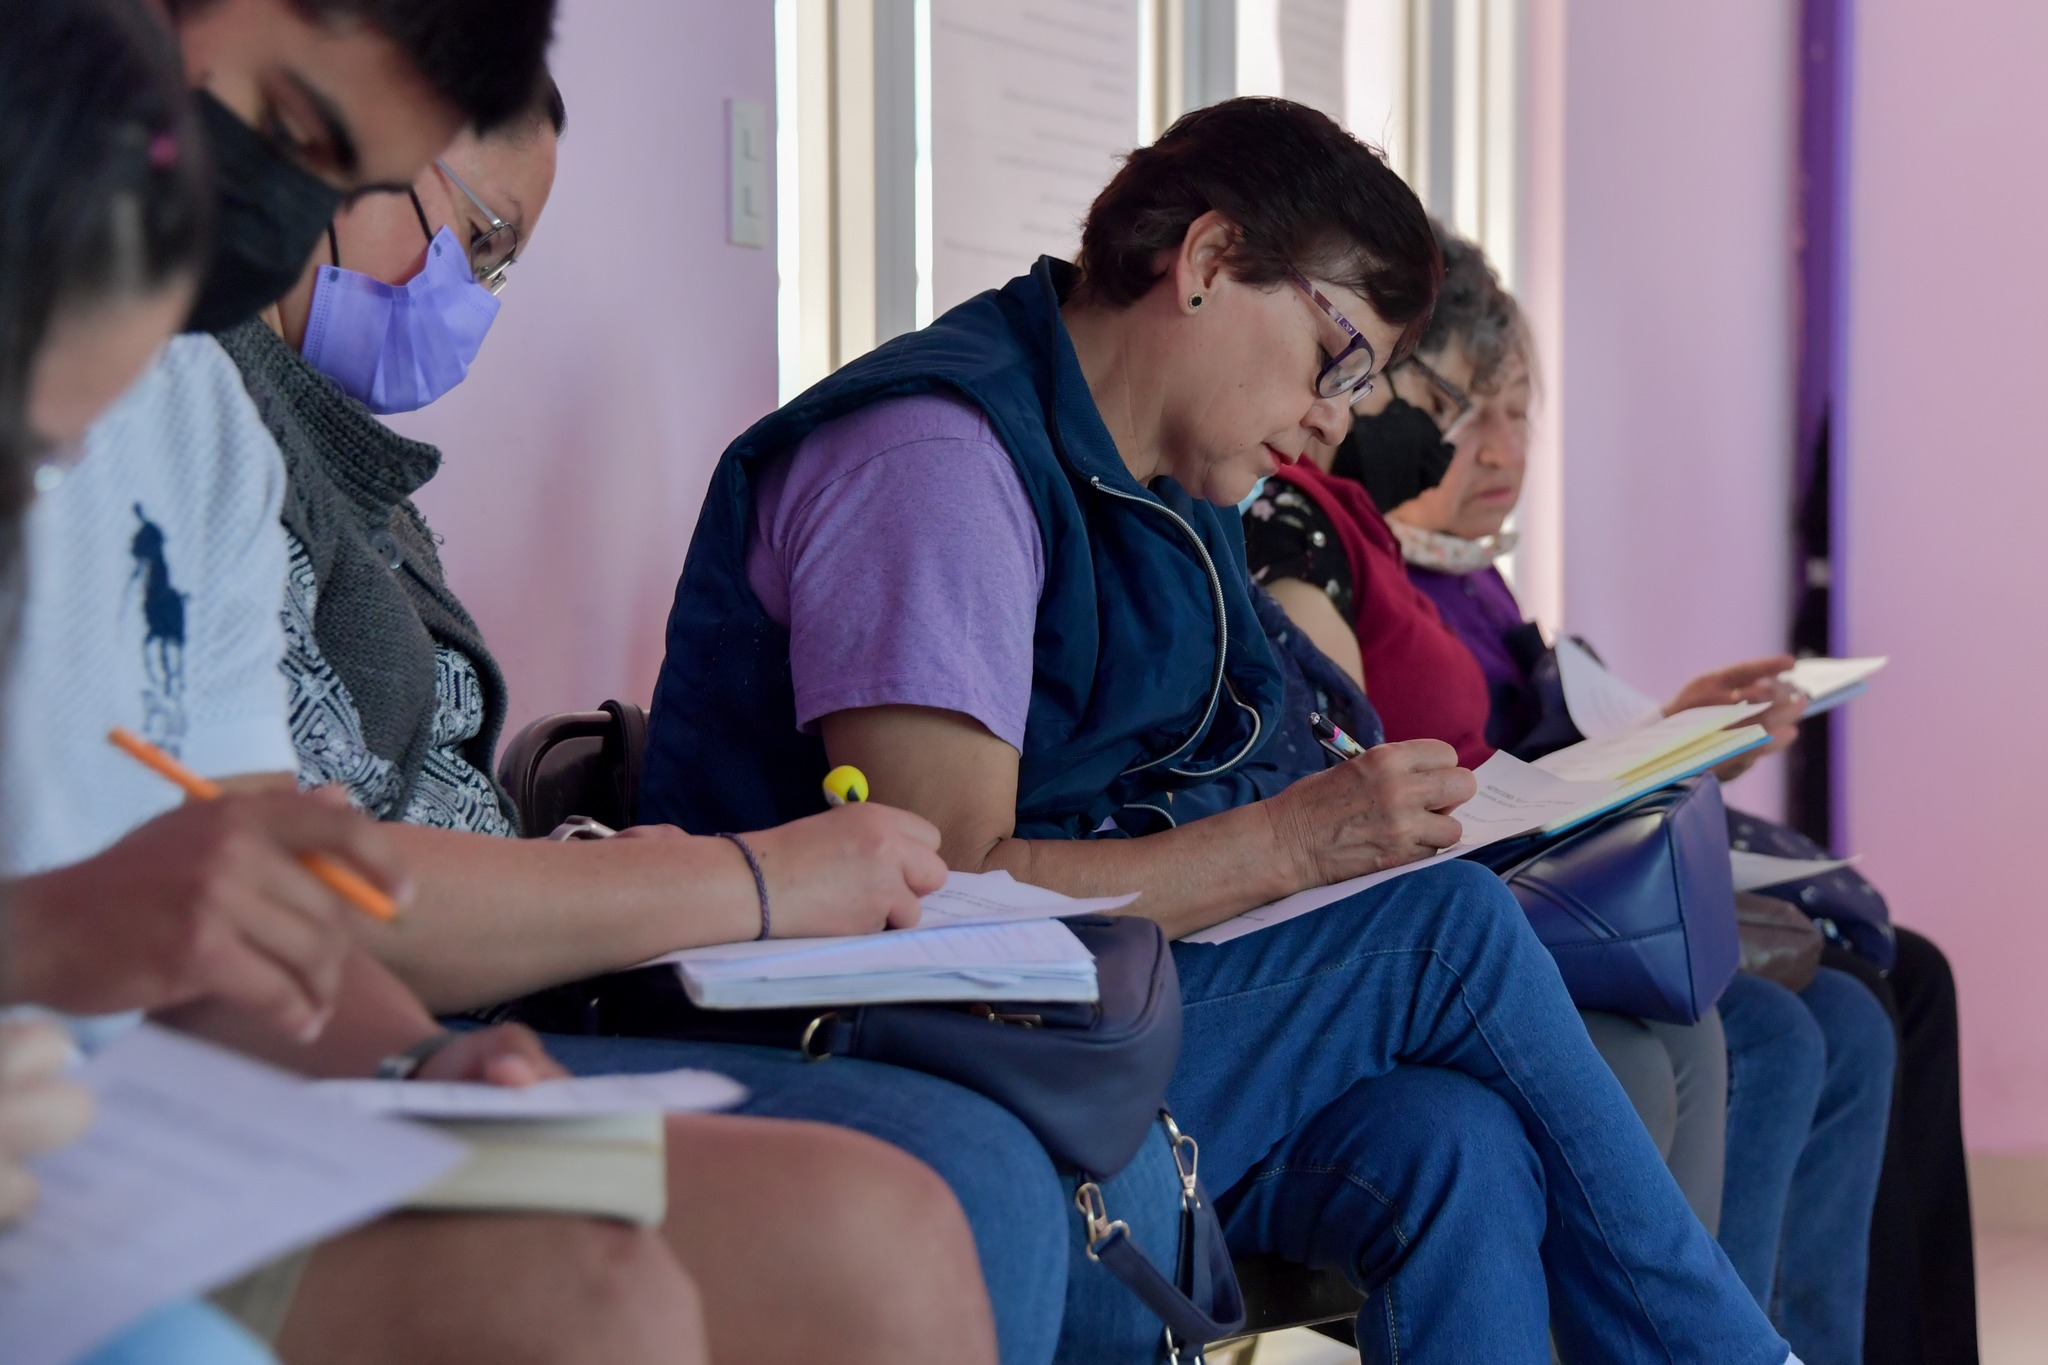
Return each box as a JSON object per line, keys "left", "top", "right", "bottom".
{"left": 1189, "top": 294, "right": 1204, "bottom": 309}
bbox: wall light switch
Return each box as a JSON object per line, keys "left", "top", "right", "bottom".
{"left": 728, "top": 98, "right": 768, "bottom": 249}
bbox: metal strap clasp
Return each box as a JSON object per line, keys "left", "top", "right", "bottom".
{"left": 1074, "top": 1181, "right": 1130, "bottom": 1262}
{"left": 1162, "top": 1110, "right": 1200, "bottom": 1207}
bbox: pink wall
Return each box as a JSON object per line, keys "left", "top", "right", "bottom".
{"left": 394, "top": 0, "right": 779, "bottom": 726}
{"left": 1840, "top": 2, "right": 2048, "bottom": 1153}
{"left": 1520, "top": 0, "right": 1800, "bottom": 816}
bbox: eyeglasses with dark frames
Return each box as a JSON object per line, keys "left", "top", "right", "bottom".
{"left": 1288, "top": 273, "right": 1379, "bottom": 404}
{"left": 434, "top": 158, "right": 520, "bottom": 295}
{"left": 1396, "top": 353, "right": 1478, "bottom": 442}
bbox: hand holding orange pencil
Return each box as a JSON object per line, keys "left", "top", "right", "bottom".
{"left": 107, "top": 728, "right": 401, "bottom": 922}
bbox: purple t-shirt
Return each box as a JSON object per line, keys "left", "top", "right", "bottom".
{"left": 745, "top": 393, "right": 1045, "bottom": 750}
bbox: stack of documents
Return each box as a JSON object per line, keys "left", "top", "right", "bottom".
{"left": 315, "top": 1070, "right": 749, "bottom": 1227}
{"left": 648, "top": 872, "right": 1135, "bottom": 1009}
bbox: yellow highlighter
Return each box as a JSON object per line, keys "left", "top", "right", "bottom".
{"left": 822, "top": 765, "right": 869, "bottom": 808}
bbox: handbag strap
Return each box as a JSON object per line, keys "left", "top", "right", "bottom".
{"left": 1076, "top": 1113, "right": 1247, "bottom": 1362}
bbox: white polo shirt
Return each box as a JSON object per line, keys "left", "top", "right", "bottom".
{"left": 0, "top": 334, "right": 297, "bottom": 877}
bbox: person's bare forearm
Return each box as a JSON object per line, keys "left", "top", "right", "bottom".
{"left": 156, "top": 948, "right": 436, "bottom": 1077}
{"left": 965, "top": 802, "right": 1306, "bottom": 940}
{"left": 363, "top": 826, "right": 761, "bottom": 1013}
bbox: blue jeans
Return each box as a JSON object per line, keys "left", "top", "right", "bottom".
{"left": 76, "top": 1300, "right": 275, "bottom": 1365}
{"left": 1153, "top": 860, "right": 1786, "bottom": 1365}
{"left": 1065, "top": 1070, "right": 1551, "bottom": 1365}
{"left": 540, "top": 1035, "right": 1069, "bottom": 1365}
{"left": 1719, "top": 968, "right": 1895, "bottom": 1365}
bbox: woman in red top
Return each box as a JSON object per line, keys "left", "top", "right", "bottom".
{"left": 1247, "top": 220, "right": 1967, "bottom": 1365}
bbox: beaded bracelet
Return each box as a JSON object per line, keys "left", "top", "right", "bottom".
{"left": 717, "top": 832, "right": 772, "bottom": 940}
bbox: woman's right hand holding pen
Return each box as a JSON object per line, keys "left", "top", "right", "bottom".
{"left": 0, "top": 788, "right": 411, "bottom": 1042}
{"left": 739, "top": 803, "right": 949, "bottom": 938}
{"left": 1264, "top": 737, "right": 1475, "bottom": 891}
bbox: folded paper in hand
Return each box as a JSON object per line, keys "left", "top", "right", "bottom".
{"left": 1783, "top": 656, "right": 1886, "bottom": 718}
{"left": 647, "top": 872, "right": 1128, "bottom": 1009}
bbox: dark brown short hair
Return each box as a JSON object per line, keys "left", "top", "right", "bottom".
{"left": 1076, "top": 97, "right": 1441, "bottom": 359}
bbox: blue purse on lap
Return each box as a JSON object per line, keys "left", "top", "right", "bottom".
{"left": 1465, "top": 775, "right": 1742, "bottom": 1025}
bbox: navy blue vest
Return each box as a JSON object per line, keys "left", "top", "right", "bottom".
{"left": 639, "top": 258, "right": 1286, "bottom": 840}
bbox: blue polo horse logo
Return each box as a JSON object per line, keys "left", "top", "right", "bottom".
{"left": 130, "top": 504, "right": 186, "bottom": 739}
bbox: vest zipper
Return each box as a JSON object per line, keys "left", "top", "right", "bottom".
{"left": 1088, "top": 477, "right": 1264, "bottom": 779}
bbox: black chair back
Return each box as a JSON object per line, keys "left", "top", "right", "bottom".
{"left": 496, "top": 699, "right": 648, "bottom": 835}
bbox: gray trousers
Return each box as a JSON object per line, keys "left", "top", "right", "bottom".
{"left": 1581, "top": 1006, "right": 1728, "bottom": 1234}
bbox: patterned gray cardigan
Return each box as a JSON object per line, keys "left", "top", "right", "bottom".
{"left": 216, "top": 320, "right": 520, "bottom": 833}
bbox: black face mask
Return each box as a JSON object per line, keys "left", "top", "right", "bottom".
{"left": 185, "top": 91, "right": 346, "bottom": 334}
{"left": 1332, "top": 398, "right": 1455, "bottom": 512}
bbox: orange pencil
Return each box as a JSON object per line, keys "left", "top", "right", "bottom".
{"left": 107, "top": 728, "right": 399, "bottom": 922}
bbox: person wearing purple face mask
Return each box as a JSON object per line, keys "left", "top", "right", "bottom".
{"left": 213, "top": 76, "right": 1073, "bottom": 1365}
{"left": 262, "top": 102, "right": 535, "bottom": 412}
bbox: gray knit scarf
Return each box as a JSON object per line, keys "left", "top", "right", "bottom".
{"left": 216, "top": 319, "right": 515, "bottom": 828}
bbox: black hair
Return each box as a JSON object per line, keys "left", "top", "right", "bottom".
{"left": 493, "top": 71, "right": 566, "bottom": 142}
{"left": 536, "top": 73, "right": 567, "bottom": 139}
{"left": 0, "top": 0, "right": 208, "bottom": 658}
{"left": 1076, "top": 97, "right": 1442, "bottom": 359}
{"left": 0, "top": 0, "right": 209, "bottom": 463}
{"left": 167, "top": 0, "right": 558, "bottom": 133}
{"left": 1416, "top": 220, "right": 1531, "bottom": 395}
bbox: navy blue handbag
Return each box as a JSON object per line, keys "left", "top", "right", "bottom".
{"left": 1726, "top": 809, "right": 1896, "bottom": 969}
{"left": 503, "top": 913, "right": 1248, "bottom": 1356}
{"left": 1467, "top": 776, "right": 1742, "bottom": 1025}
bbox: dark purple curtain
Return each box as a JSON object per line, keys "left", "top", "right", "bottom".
{"left": 1786, "top": 0, "right": 1852, "bottom": 846}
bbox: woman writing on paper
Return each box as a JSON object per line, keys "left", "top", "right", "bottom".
{"left": 643, "top": 97, "right": 1803, "bottom": 1365}
{"left": 1246, "top": 220, "right": 1962, "bottom": 1365}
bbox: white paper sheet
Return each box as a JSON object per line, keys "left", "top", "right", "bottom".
{"left": 636, "top": 871, "right": 1129, "bottom": 1007}
{"left": 1532, "top": 702, "right": 1768, "bottom": 784}
{"left": 667, "top": 919, "right": 1100, "bottom": 1008}
{"left": 912, "top": 870, "right": 1139, "bottom": 928}
{"left": 1181, "top": 854, "right": 1456, "bottom": 946}
{"left": 1555, "top": 637, "right": 1664, "bottom": 741}
{"left": 1728, "top": 850, "right": 1860, "bottom": 893}
{"left": 930, "top": 0, "right": 1139, "bottom": 310}
{"left": 1783, "top": 657, "right": 1887, "bottom": 708}
{"left": 316, "top": 1068, "right": 749, "bottom": 1120}
{"left": 0, "top": 1026, "right": 464, "bottom": 1365}
{"left": 1184, "top": 753, "right": 1612, "bottom": 946}
{"left": 1449, "top": 752, "right": 1626, "bottom": 846}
